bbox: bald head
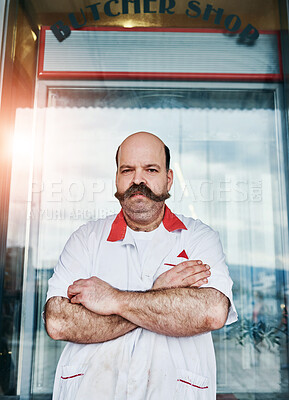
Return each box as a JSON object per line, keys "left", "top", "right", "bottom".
{"left": 116, "top": 132, "right": 170, "bottom": 171}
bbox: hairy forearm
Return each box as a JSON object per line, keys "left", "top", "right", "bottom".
{"left": 44, "top": 296, "right": 137, "bottom": 343}
{"left": 116, "top": 287, "right": 229, "bottom": 337}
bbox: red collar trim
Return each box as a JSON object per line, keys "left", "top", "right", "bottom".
{"left": 107, "top": 206, "right": 187, "bottom": 242}
{"left": 107, "top": 209, "right": 127, "bottom": 242}
{"left": 162, "top": 206, "right": 187, "bottom": 232}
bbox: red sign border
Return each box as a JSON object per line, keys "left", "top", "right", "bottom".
{"left": 38, "top": 26, "right": 283, "bottom": 82}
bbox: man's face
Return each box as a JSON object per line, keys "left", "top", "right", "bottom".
{"left": 115, "top": 134, "right": 173, "bottom": 216}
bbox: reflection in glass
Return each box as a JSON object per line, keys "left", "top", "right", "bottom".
{"left": 4, "top": 88, "right": 288, "bottom": 398}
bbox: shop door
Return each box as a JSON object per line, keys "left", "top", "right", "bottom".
{"left": 5, "top": 83, "right": 289, "bottom": 399}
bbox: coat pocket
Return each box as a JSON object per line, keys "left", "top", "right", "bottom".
{"left": 58, "top": 364, "right": 87, "bottom": 400}
{"left": 173, "top": 369, "right": 209, "bottom": 400}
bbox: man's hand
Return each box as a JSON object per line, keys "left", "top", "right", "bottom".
{"left": 68, "top": 277, "right": 120, "bottom": 315}
{"left": 152, "top": 260, "right": 210, "bottom": 290}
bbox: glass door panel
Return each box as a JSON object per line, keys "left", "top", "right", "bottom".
{"left": 10, "top": 86, "right": 288, "bottom": 398}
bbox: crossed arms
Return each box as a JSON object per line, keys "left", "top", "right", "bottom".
{"left": 44, "top": 260, "right": 229, "bottom": 344}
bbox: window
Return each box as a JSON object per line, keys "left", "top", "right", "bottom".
{"left": 5, "top": 82, "right": 288, "bottom": 398}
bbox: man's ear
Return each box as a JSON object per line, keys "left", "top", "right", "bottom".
{"left": 115, "top": 171, "right": 118, "bottom": 187}
{"left": 167, "top": 169, "right": 173, "bottom": 191}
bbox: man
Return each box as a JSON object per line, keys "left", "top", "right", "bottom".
{"left": 44, "top": 131, "right": 237, "bottom": 400}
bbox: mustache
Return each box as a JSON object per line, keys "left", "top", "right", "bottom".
{"left": 115, "top": 183, "right": 170, "bottom": 202}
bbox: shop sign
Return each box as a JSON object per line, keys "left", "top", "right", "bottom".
{"left": 50, "top": 1, "right": 259, "bottom": 43}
